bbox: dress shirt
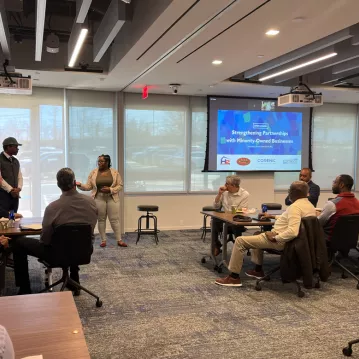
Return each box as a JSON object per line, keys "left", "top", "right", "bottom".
{"left": 40, "top": 190, "right": 98, "bottom": 245}
{"left": 273, "top": 198, "right": 316, "bottom": 243}
{"left": 213, "top": 187, "right": 249, "bottom": 212}
{"left": 285, "top": 180, "right": 320, "bottom": 207}
{"left": 0, "top": 152, "right": 23, "bottom": 193}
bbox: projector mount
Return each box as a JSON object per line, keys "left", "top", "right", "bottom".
{"left": 285, "top": 76, "right": 321, "bottom": 100}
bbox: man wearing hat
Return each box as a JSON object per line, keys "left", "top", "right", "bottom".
{"left": 0, "top": 137, "right": 23, "bottom": 213}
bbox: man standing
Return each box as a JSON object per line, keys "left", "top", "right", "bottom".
{"left": 212, "top": 175, "right": 249, "bottom": 256}
{"left": 285, "top": 168, "right": 320, "bottom": 207}
{"left": 318, "top": 174, "right": 359, "bottom": 241}
{"left": 0, "top": 137, "right": 23, "bottom": 213}
{"left": 215, "top": 181, "right": 316, "bottom": 287}
{"left": 8, "top": 168, "right": 98, "bottom": 295}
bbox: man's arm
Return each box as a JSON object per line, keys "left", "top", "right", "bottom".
{"left": 213, "top": 193, "right": 223, "bottom": 209}
{"left": 274, "top": 204, "right": 302, "bottom": 242}
{"left": 40, "top": 206, "right": 54, "bottom": 245}
{"left": 239, "top": 192, "right": 249, "bottom": 208}
{"left": 308, "top": 184, "right": 320, "bottom": 206}
{"left": 0, "top": 178, "right": 12, "bottom": 193}
{"left": 317, "top": 201, "right": 336, "bottom": 226}
{"left": 285, "top": 195, "right": 292, "bottom": 206}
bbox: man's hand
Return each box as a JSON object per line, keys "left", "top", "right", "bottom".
{"left": 259, "top": 212, "right": 274, "bottom": 220}
{"left": 0, "top": 235, "right": 10, "bottom": 248}
{"left": 100, "top": 186, "right": 111, "bottom": 194}
{"left": 15, "top": 213, "right": 23, "bottom": 219}
{"left": 75, "top": 181, "right": 81, "bottom": 187}
{"left": 265, "top": 231, "right": 277, "bottom": 242}
{"left": 218, "top": 185, "right": 227, "bottom": 195}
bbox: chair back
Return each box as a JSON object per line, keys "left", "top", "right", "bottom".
{"left": 48, "top": 223, "right": 93, "bottom": 267}
{"left": 262, "top": 202, "right": 282, "bottom": 210}
{"left": 330, "top": 215, "right": 359, "bottom": 254}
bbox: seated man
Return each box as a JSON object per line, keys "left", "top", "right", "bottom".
{"left": 7, "top": 168, "right": 98, "bottom": 295}
{"left": 285, "top": 168, "right": 320, "bottom": 207}
{"left": 318, "top": 174, "right": 359, "bottom": 241}
{"left": 212, "top": 175, "right": 249, "bottom": 256}
{"left": 215, "top": 181, "right": 316, "bottom": 287}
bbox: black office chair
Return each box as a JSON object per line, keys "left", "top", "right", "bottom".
{"left": 255, "top": 217, "right": 323, "bottom": 297}
{"left": 39, "top": 223, "right": 103, "bottom": 307}
{"left": 328, "top": 215, "right": 359, "bottom": 289}
{"left": 261, "top": 203, "right": 282, "bottom": 210}
{"left": 201, "top": 206, "right": 216, "bottom": 242}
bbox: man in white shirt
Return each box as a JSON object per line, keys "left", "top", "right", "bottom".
{"left": 215, "top": 181, "right": 316, "bottom": 287}
{"left": 212, "top": 175, "right": 249, "bottom": 256}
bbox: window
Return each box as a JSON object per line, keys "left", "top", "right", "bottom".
{"left": 275, "top": 103, "right": 358, "bottom": 190}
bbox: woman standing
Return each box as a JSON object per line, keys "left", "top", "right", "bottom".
{"left": 76, "top": 154, "right": 127, "bottom": 248}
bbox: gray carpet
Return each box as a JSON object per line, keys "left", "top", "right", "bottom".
{"left": 3, "top": 230, "right": 359, "bottom": 359}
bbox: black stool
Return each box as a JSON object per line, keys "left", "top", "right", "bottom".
{"left": 201, "top": 206, "right": 216, "bottom": 242}
{"left": 136, "top": 205, "right": 159, "bottom": 245}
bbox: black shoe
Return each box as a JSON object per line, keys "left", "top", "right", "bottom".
{"left": 18, "top": 287, "right": 32, "bottom": 295}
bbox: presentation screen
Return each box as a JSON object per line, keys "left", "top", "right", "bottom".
{"left": 206, "top": 96, "right": 312, "bottom": 172}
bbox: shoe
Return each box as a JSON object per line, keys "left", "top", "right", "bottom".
{"left": 100, "top": 241, "right": 107, "bottom": 248}
{"left": 245, "top": 269, "right": 265, "bottom": 280}
{"left": 213, "top": 247, "right": 222, "bottom": 257}
{"left": 215, "top": 275, "right": 242, "bottom": 287}
{"left": 118, "top": 241, "right": 128, "bottom": 247}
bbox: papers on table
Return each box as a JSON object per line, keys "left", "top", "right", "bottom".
{"left": 22, "top": 356, "right": 43, "bottom": 359}
{"left": 20, "top": 224, "right": 42, "bottom": 231}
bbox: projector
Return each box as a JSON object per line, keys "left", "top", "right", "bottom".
{"left": 0, "top": 74, "right": 32, "bottom": 95}
{"left": 278, "top": 93, "right": 323, "bottom": 107}
{"left": 278, "top": 80, "right": 323, "bottom": 108}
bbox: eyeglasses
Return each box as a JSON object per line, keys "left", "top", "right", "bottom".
{"left": 98, "top": 160, "right": 106, "bottom": 164}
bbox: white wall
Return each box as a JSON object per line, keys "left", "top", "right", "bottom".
{"left": 123, "top": 172, "right": 274, "bottom": 231}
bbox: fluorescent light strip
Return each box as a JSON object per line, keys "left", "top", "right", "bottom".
{"left": 259, "top": 52, "right": 338, "bottom": 81}
{"left": 0, "top": 12, "right": 10, "bottom": 58}
{"left": 76, "top": 0, "right": 92, "bottom": 23}
{"left": 35, "top": 0, "right": 47, "bottom": 61}
{"left": 68, "top": 28, "right": 88, "bottom": 67}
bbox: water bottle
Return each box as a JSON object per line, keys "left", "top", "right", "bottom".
{"left": 261, "top": 204, "right": 268, "bottom": 213}
{"left": 8, "top": 210, "right": 15, "bottom": 228}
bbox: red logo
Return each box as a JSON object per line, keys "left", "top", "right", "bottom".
{"left": 237, "top": 157, "right": 251, "bottom": 166}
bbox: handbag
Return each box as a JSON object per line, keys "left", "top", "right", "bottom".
{"left": 233, "top": 214, "right": 252, "bottom": 222}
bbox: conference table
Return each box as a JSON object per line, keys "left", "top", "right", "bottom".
{"left": 0, "top": 217, "right": 43, "bottom": 237}
{"left": 0, "top": 291, "right": 90, "bottom": 359}
{"left": 201, "top": 210, "right": 277, "bottom": 272}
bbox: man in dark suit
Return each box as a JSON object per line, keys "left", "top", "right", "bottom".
{"left": 285, "top": 168, "right": 320, "bottom": 207}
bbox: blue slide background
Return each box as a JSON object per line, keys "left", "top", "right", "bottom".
{"left": 217, "top": 110, "right": 302, "bottom": 155}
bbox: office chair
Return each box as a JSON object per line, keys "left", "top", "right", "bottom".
{"left": 38, "top": 223, "right": 103, "bottom": 307}
{"left": 261, "top": 203, "right": 282, "bottom": 210}
{"left": 255, "top": 217, "right": 323, "bottom": 297}
{"left": 328, "top": 215, "right": 359, "bottom": 289}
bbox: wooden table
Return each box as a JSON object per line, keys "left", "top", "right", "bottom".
{"left": 0, "top": 217, "right": 42, "bottom": 236}
{"left": 0, "top": 292, "right": 90, "bottom": 359}
{"left": 201, "top": 211, "right": 276, "bottom": 271}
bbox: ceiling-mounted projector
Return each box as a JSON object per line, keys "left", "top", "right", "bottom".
{"left": 278, "top": 81, "right": 323, "bottom": 107}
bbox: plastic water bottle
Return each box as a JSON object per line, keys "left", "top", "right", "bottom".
{"left": 8, "top": 210, "right": 15, "bottom": 228}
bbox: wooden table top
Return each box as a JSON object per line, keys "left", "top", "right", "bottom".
{"left": 0, "top": 292, "right": 90, "bottom": 359}
{"left": 0, "top": 217, "right": 43, "bottom": 236}
{"left": 201, "top": 211, "right": 275, "bottom": 226}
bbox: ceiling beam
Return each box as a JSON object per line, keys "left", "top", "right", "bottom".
{"left": 0, "top": 0, "right": 11, "bottom": 59}
{"left": 332, "top": 57, "right": 359, "bottom": 74}
{"left": 35, "top": 0, "right": 47, "bottom": 61}
{"left": 93, "top": 0, "right": 129, "bottom": 63}
{"left": 244, "top": 28, "right": 353, "bottom": 79}
{"left": 76, "top": 0, "right": 92, "bottom": 23}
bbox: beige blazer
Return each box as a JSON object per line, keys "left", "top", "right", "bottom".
{"left": 79, "top": 168, "right": 123, "bottom": 203}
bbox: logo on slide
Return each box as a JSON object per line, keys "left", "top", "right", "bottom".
{"left": 236, "top": 157, "right": 250, "bottom": 166}
{"left": 283, "top": 159, "right": 298, "bottom": 164}
{"left": 220, "top": 156, "right": 230, "bottom": 165}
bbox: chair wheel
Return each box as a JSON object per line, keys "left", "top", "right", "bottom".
{"left": 343, "top": 347, "right": 353, "bottom": 356}
{"left": 314, "top": 282, "right": 320, "bottom": 289}
{"left": 201, "top": 258, "right": 206, "bottom": 264}
{"left": 298, "top": 291, "right": 305, "bottom": 298}
{"left": 96, "top": 300, "right": 103, "bottom": 308}
{"left": 255, "top": 284, "right": 262, "bottom": 291}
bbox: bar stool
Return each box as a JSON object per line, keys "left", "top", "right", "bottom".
{"left": 136, "top": 205, "right": 159, "bottom": 245}
{"left": 201, "top": 205, "right": 216, "bottom": 242}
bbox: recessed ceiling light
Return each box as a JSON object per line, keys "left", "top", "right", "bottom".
{"left": 257, "top": 55, "right": 264, "bottom": 58}
{"left": 212, "top": 59, "right": 223, "bottom": 65}
{"left": 265, "top": 29, "right": 280, "bottom": 36}
{"left": 292, "top": 17, "right": 305, "bottom": 23}
{"left": 209, "top": 85, "right": 214, "bottom": 88}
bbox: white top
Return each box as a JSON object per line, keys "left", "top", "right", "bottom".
{"left": 213, "top": 187, "right": 250, "bottom": 212}
{"left": 273, "top": 198, "right": 316, "bottom": 243}
{"left": 0, "top": 153, "right": 23, "bottom": 193}
{"left": 0, "top": 325, "right": 14, "bottom": 359}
